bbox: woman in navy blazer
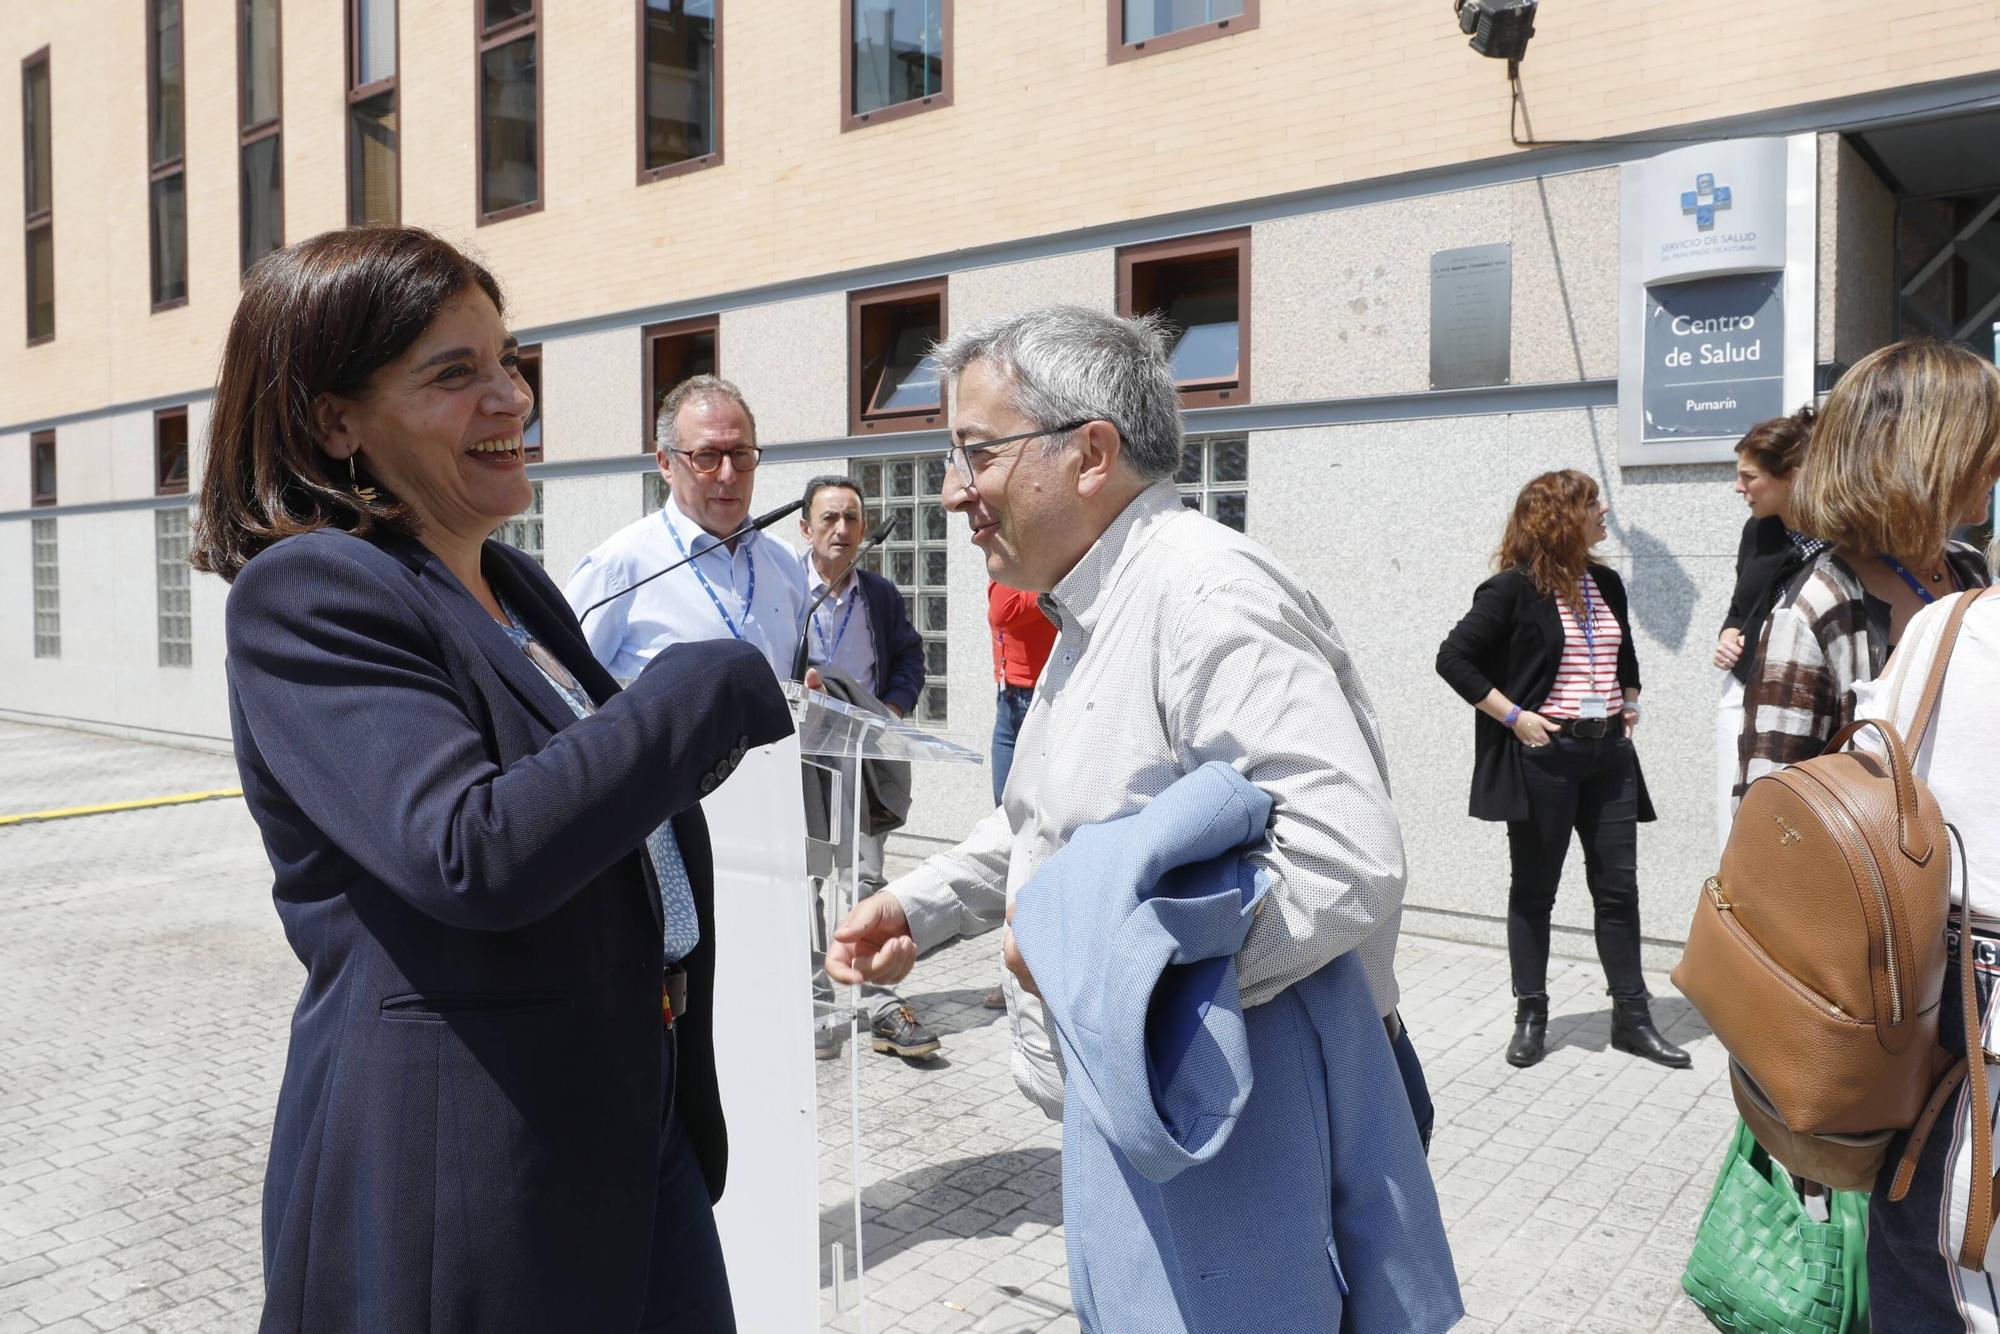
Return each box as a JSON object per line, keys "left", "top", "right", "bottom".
{"left": 189, "top": 227, "right": 791, "bottom": 1333}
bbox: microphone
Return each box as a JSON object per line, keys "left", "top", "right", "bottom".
{"left": 576, "top": 495, "right": 807, "bottom": 625}
{"left": 792, "top": 517, "right": 897, "bottom": 683}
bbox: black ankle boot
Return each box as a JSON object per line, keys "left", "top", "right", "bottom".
{"left": 1506, "top": 995, "right": 1549, "bottom": 1067}
{"left": 1611, "top": 997, "right": 1691, "bottom": 1069}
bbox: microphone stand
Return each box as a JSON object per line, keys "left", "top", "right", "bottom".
{"left": 792, "top": 521, "right": 895, "bottom": 683}
{"left": 575, "top": 496, "right": 805, "bottom": 626}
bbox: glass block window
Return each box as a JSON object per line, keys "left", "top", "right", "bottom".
{"left": 643, "top": 470, "right": 667, "bottom": 514}
{"left": 852, "top": 452, "right": 948, "bottom": 725}
{"left": 1175, "top": 432, "right": 1248, "bottom": 532}
{"left": 156, "top": 507, "right": 192, "bottom": 667}
{"left": 31, "top": 518, "right": 59, "bottom": 659}
{"left": 496, "top": 480, "right": 544, "bottom": 566}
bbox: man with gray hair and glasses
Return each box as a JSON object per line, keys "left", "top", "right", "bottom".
{"left": 826, "top": 306, "right": 1430, "bottom": 1148}
{"left": 565, "top": 374, "right": 809, "bottom": 682}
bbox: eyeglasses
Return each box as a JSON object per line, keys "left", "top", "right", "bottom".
{"left": 669, "top": 446, "right": 763, "bottom": 475}
{"left": 943, "top": 419, "right": 1101, "bottom": 488}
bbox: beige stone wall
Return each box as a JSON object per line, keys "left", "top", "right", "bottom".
{"left": 7, "top": 0, "right": 2000, "bottom": 428}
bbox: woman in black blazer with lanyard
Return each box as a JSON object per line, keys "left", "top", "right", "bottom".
{"left": 189, "top": 227, "right": 791, "bottom": 1333}
{"left": 1436, "top": 469, "right": 1688, "bottom": 1071}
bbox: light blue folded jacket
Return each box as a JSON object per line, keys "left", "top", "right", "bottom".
{"left": 1011, "top": 760, "right": 1461, "bottom": 1333}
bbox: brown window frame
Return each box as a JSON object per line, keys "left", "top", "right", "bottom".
{"left": 29, "top": 430, "right": 57, "bottom": 507}
{"left": 237, "top": 0, "right": 285, "bottom": 275}
{"left": 155, "top": 407, "right": 191, "bottom": 496}
{"left": 635, "top": 0, "right": 723, "bottom": 185}
{"left": 147, "top": 2, "right": 188, "bottom": 312}
{"left": 516, "top": 343, "right": 544, "bottom": 462}
{"left": 1107, "top": 0, "right": 1258, "bottom": 64}
{"left": 1116, "top": 229, "right": 1251, "bottom": 408}
{"left": 476, "top": 1, "right": 544, "bottom": 226}
{"left": 849, "top": 278, "right": 948, "bottom": 436}
{"left": 22, "top": 47, "right": 53, "bottom": 347}
{"left": 840, "top": 0, "right": 953, "bottom": 132}
{"left": 346, "top": 0, "right": 401, "bottom": 225}
{"left": 641, "top": 315, "right": 720, "bottom": 449}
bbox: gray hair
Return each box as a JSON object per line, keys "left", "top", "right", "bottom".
{"left": 655, "top": 374, "right": 758, "bottom": 453}
{"left": 802, "top": 474, "right": 863, "bottom": 511}
{"left": 930, "top": 306, "right": 1184, "bottom": 482}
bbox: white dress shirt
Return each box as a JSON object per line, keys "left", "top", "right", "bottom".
{"left": 803, "top": 557, "right": 878, "bottom": 696}
{"left": 564, "top": 496, "right": 810, "bottom": 682}
{"left": 888, "top": 482, "right": 1409, "bottom": 1117}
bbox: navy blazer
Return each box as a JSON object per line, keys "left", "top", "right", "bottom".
{"left": 854, "top": 566, "right": 926, "bottom": 717}
{"left": 1434, "top": 563, "right": 1656, "bottom": 824}
{"left": 225, "top": 529, "right": 791, "bottom": 1334}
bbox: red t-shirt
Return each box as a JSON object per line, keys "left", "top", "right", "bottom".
{"left": 989, "top": 583, "right": 1056, "bottom": 687}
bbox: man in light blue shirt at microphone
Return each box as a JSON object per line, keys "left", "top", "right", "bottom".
{"left": 565, "top": 376, "right": 809, "bottom": 683}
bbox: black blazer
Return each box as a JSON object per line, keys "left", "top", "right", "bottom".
{"left": 1722, "top": 516, "right": 1812, "bottom": 685}
{"left": 1434, "top": 563, "right": 1656, "bottom": 824}
{"left": 855, "top": 566, "right": 926, "bottom": 717}
{"left": 225, "top": 530, "right": 791, "bottom": 1334}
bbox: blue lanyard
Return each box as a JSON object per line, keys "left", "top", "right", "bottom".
{"left": 663, "top": 512, "right": 755, "bottom": 640}
{"left": 1577, "top": 578, "right": 1601, "bottom": 688}
{"left": 1880, "top": 555, "right": 1941, "bottom": 605}
{"left": 813, "top": 585, "right": 859, "bottom": 660}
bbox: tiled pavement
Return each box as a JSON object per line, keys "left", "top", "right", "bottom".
{"left": 1, "top": 719, "right": 1741, "bottom": 1332}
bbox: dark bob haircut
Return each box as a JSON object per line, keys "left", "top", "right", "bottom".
{"left": 189, "top": 226, "right": 505, "bottom": 582}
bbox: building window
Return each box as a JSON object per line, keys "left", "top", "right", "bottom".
{"left": 478, "top": 0, "right": 541, "bottom": 223}
{"left": 22, "top": 48, "right": 53, "bottom": 344}
{"left": 843, "top": 0, "right": 950, "bottom": 130}
{"left": 1109, "top": 0, "right": 1256, "bottom": 62}
{"left": 1175, "top": 432, "right": 1247, "bottom": 532}
{"left": 156, "top": 508, "right": 193, "bottom": 667}
{"left": 516, "top": 343, "right": 543, "bottom": 461}
{"left": 148, "top": 1, "right": 189, "bottom": 310}
{"left": 850, "top": 279, "right": 946, "bottom": 436}
{"left": 31, "top": 517, "right": 59, "bottom": 659}
{"left": 852, "top": 453, "right": 948, "bottom": 724}
{"left": 29, "top": 430, "right": 56, "bottom": 507}
{"left": 1118, "top": 229, "right": 1250, "bottom": 407}
{"left": 496, "top": 481, "right": 545, "bottom": 566}
{"left": 642, "top": 316, "right": 718, "bottom": 448}
{"left": 156, "top": 407, "right": 190, "bottom": 495}
{"left": 638, "top": 0, "right": 719, "bottom": 182}
{"left": 347, "top": 0, "right": 399, "bottom": 225}
{"left": 643, "top": 471, "right": 667, "bottom": 513}
{"left": 239, "top": 0, "right": 284, "bottom": 273}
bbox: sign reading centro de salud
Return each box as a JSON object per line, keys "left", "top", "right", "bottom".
{"left": 1618, "top": 136, "right": 1816, "bottom": 466}
{"left": 1642, "top": 273, "right": 1784, "bottom": 445}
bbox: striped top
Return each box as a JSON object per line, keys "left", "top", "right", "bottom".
{"left": 1540, "top": 572, "right": 1625, "bottom": 719}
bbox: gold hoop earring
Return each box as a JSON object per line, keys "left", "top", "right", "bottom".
{"left": 349, "top": 456, "right": 380, "bottom": 505}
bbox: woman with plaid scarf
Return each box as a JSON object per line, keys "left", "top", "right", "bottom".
{"left": 1735, "top": 339, "right": 2000, "bottom": 804}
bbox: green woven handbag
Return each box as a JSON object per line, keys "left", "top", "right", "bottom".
{"left": 1681, "top": 1120, "right": 1870, "bottom": 1334}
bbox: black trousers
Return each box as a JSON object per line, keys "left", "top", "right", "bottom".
{"left": 1505, "top": 733, "right": 1647, "bottom": 1001}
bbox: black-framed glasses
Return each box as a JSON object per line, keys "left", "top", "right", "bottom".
{"left": 943, "top": 419, "right": 1101, "bottom": 487}
{"left": 669, "top": 446, "right": 763, "bottom": 475}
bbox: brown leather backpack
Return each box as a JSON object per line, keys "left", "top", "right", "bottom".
{"left": 1674, "top": 587, "right": 1993, "bottom": 1264}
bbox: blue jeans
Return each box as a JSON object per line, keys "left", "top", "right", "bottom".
{"left": 991, "top": 684, "right": 1034, "bottom": 806}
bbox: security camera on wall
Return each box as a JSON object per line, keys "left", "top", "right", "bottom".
{"left": 1454, "top": 0, "right": 1538, "bottom": 62}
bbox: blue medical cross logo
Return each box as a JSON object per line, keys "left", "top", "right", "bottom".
{"left": 1680, "top": 172, "right": 1733, "bottom": 231}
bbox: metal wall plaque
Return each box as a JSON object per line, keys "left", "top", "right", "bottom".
{"left": 1640, "top": 272, "right": 1784, "bottom": 446}
{"left": 1429, "top": 243, "right": 1512, "bottom": 391}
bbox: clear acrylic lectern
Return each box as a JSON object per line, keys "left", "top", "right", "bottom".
{"left": 702, "top": 682, "right": 980, "bottom": 1332}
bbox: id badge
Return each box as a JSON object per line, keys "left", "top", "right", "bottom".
{"left": 1578, "top": 695, "right": 1610, "bottom": 720}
